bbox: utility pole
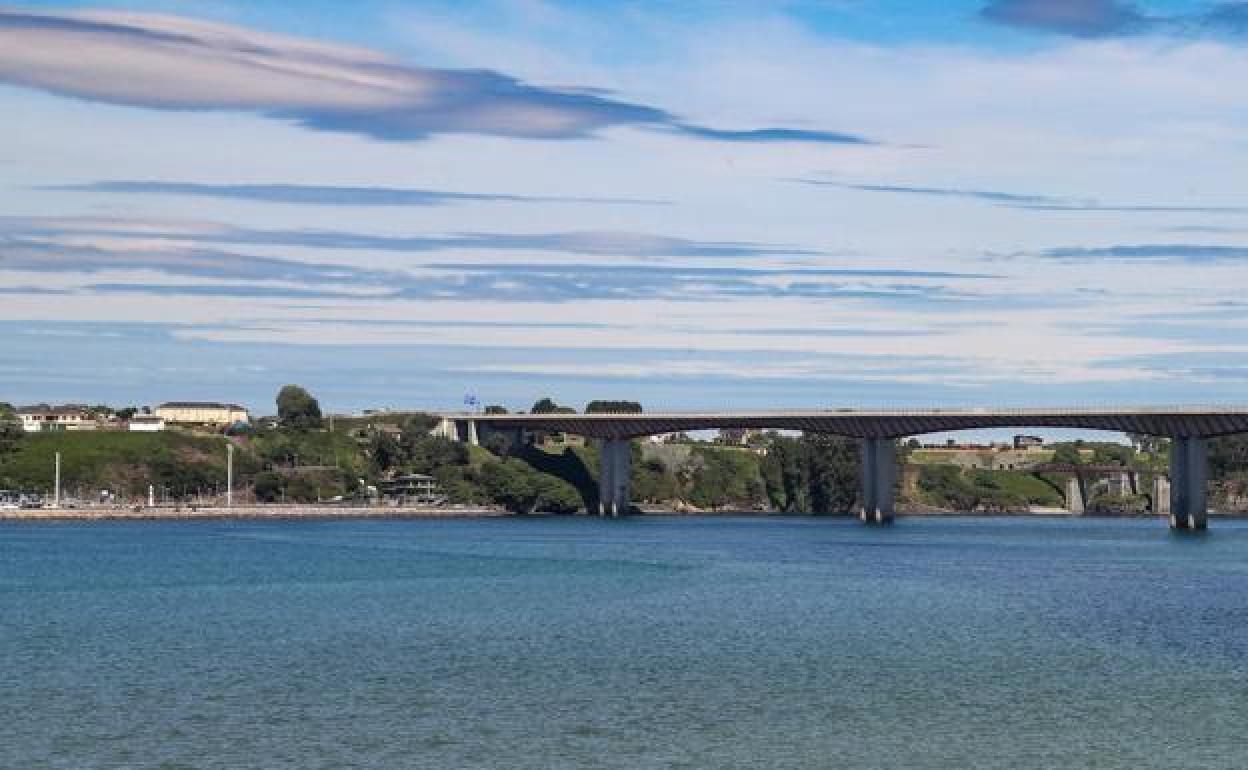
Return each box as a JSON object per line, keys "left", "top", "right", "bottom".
{"left": 226, "top": 442, "right": 234, "bottom": 509}
{"left": 54, "top": 451, "right": 61, "bottom": 508}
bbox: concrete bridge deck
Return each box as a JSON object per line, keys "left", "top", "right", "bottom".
{"left": 439, "top": 406, "right": 1248, "bottom": 439}
{"left": 433, "top": 406, "right": 1248, "bottom": 531}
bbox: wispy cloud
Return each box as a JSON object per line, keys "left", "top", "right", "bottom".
{"left": 86, "top": 283, "right": 381, "bottom": 300}
{"left": 0, "top": 9, "right": 872, "bottom": 145}
{"left": 0, "top": 216, "right": 820, "bottom": 259}
{"left": 42, "top": 181, "right": 668, "bottom": 207}
{"left": 422, "top": 263, "right": 986, "bottom": 280}
{"left": 0, "top": 286, "right": 69, "bottom": 295}
{"left": 73, "top": 267, "right": 982, "bottom": 304}
{"left": 981, "top": 0, "right": 1248, "bottom": 38}
{"left": 803, "top": 180, "right": 1248, "bottom": 213}
{"left": 0, "top": 233, "right": 403, "bottom": 286}
{"left": 801, "top": 180, "right": 1068, "bottom": 205}
{"left": 1097, "top": 351, "right": 1248, "bottom": 383}
{"left": 1041, "top": 243, "right": 1248, "bottom": 262}
{"left": 1164, "top": 225, "right": 1248, "bottom": 234}
{"left": 981, "top": 0, "right": 1150, "bottom": 37}
{"left": 1018, "top": 203, "right": 1248, "bottom": 213}
{"left": 0, "top": 215, "right": 992, "bottom": 304}
{"left": 673, "top": 125, "right": 873, "bottom": 144}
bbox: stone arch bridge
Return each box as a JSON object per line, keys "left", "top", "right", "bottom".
{"left": 433, "top": 407, "right": 1248, "bottom": 530}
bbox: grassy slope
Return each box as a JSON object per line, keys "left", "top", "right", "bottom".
{"left": 246, "top": 428, "right": 371, "bottom": 476}
{"left": 970, "top": 470, "right": 1065, "bottom": 506}
{"left": 0, "top": 431, "right": 229, "bottom": 495}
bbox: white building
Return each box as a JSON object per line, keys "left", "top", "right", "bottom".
{"left": 18, "top": 405, "right": 94, "bottom": 432}
{"left": 127, "top": 416, "right": 166, "bottom": 432}
{"left": 156, "top": 402, "right": 250, "bottom": 427}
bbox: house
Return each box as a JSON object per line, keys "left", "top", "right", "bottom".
{"left": 18, "top": 405, "right": 95, "bottom": 432}
{"left": 1013, "top": 435, "right": 1044, "bottom": 449}
{"left": 376, "top": 474, "right": 444, "bottom": 504}
{"left": 128, "top": 416, "right": 166, "bottom": 432}
{"left": 717, "top": 428, "right": 755, "bottom": 446}
{"left": 156, "top": 402, "right": 250, "bottom": 427}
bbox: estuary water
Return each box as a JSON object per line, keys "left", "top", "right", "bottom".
{"left": 2, "top": 515, "right": 1247, "bottom": 769}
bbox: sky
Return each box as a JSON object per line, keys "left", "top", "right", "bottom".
{"left": 2, "top": 0, "right": 1248, "bottom": 417}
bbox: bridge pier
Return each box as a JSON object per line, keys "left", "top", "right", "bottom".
{"left": 1169, "top": 436, "right": 1208, "bottom": 530}
{"left": 1065, "top": 476, "right": 1085, "bottom": 515}
{"left": 432, "top": 417, "right": 458, "bottom": 440}
{"left": 859, "top": 438, "right": 896, "bottom": 524}
{"left": 1152, "top": 476, "right": 1170, "bottom": 516}
{"left": 598, "top": 439, "right": 631, "bottom": 516}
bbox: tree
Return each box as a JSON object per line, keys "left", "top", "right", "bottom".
{"left": 633, "top": 457, "right": 678, "bottom": 502}
{"left": 276, "top": 385, "right": 322, "bottom": 430}
{"left": 405, "top": 435, "right": 470, "bottom": 474}
{"left": 1090, "top": 442, "right": 1134, "bottom": 467}
{"left": 530, "top": 398, "right": 575, "bottom": 415}
{"left": 760, "top": 435, "right": 809, "bottom": 512}
{"left": 805, "top": 434, "right": 860, "bottom": 513}
{"left": 253, "top": 471, "right": 285, "bottom": 502}
{"left": 368, "top": 431, "right": 403, "bottom": 473}
{"left": 758, "top": 433, "right": 862, "bottom": 514}
{"left": 480, "top": 457, "right": 582, "bottom": 513}
{"left": 918, "top": 465, "right": 980, "bottom": 511}
{"left": 531, "top": 397, "right": 561, "bottom": 414}
{"left": 1051, "top": 443, "right": 1083, "bottom": 466}
{"left": 482, "top": 432, "right": 513, "bottom": 456}
{"left": 400, "top": 413, "right": 439, "bottom": 433}
{"left": 585, "top": 400, "right": 643, "bottom": 414}
{"left": 1210, "top": 436, "right": 1248, "bottom": 481}
{"left": 687, "top": 446, "right": 766, "bottom": 510}
{"left": 0, "top": 403, "right": 22, "bottom": 455}
{"left": 533, "top": 473, "right": 582, "bottom": 514}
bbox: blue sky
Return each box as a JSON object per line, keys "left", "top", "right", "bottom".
{"left": 2, "top": 0, "right": 1248, "bottom": 417}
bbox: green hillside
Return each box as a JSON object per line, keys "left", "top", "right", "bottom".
{"left": 0, "top": 431, "right": 234, "bottom": 498}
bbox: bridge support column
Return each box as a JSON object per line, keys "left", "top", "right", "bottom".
{"left": 859, "top": 438, "right": 895, "bottom": 524}
{"left": 1169, "top": 436, "right": 1208, "bottom": 531}
{"left": 598, "top": 439, "right": 631, "bottom": 516}
{"left": 432, "top": 417, "right": 457, "bottom": 440}
{"left": 1065, "top": 477, "right": 1085, "bottom": 515}
{"left": 1152, "top": 476, "right": 1170, "bottom": 516}
{"left": 466, "top": 419, "right": 479, "bottom": 447}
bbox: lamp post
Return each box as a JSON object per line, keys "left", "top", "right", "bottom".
{"left": 54, "top": 451, "right": 61, "bottom": 508}
{"left": 226, "top": 442, "right": 235, "bottom": 509}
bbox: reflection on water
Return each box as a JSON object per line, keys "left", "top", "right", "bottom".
{"left": 2, "top": 516, "right": 1247, "bottom": 768}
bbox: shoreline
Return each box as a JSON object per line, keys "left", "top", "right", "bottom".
{"left": 0, "top": 504, "right": 507, "bottom": 521}
{"left": 4, "top": 505, "right": 1246, "bottom": 521}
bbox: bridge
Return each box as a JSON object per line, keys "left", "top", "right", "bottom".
{"left": 1025, "top": 464, "right": 1156, "bottom": 516}
{"left": 432, "top": 406, "right": 1248, "bottom": 530}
